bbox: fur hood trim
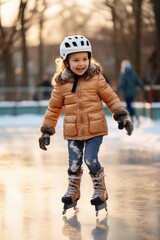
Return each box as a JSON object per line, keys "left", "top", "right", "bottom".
{"left": 54, "top": 63, "right": 102, "bottom": 85}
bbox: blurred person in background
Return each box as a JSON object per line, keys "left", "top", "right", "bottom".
{"left": 34, "top": 74, "right": 52, "bottom": 100}
{"left": 117, "top": 60, "right": 144, "bottom": 126}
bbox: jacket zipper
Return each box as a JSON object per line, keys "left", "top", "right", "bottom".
{"left": 77, "top": 83, "right": 84, "bottom": 137}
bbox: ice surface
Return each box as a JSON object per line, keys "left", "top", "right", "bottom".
{"left": 0, "top": 114, "right": 160, "bottom": 240}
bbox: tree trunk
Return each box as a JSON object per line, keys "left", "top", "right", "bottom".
{"left": 0, "top": 21, "right": 14, "bottom": 89}
{"left": 38, "top": 16, "right": 44, "bottom": 82}
{"left": 3, "top": 49, "right": 15, "bottom": 100}
{"left": 132, "top": 0, "right": 143, "bottom": 75}
{"left": 109, "top": 0, "right": 120, "bottom": 78}
{"left": 20, "top": 0, "right": 28, "bottom": 87}
{"left": 2, "top": 48, "right": 14, "bottom": 89}
{"left": 151, "top": 0, "right": 160, "bottom": 75}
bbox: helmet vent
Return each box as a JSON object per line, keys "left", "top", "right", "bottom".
{"left": 65, "top": 42, "right": 71, "bottom": 48}
{"left": 81, "top": 41, "right": 84, "bottom": 46}
{"left": 72, "top": 41, "right": 78, "bottom": 47}
{"left": 86, "top": 41, "right": 89, "bottom": 46}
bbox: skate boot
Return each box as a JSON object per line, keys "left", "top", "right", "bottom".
{"left": 90, "top": 167, "right": 108, "bottom": 216}
{"left": 62, "top": 169, "right": 83, "bottom": 214}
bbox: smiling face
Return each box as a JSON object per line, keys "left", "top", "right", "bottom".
{"left": 67, "top": 52, "right": 90, "bottom": 76}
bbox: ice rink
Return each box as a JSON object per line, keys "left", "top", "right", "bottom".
{"left": 0, "top": 115, "right": 160, "bottom": 240}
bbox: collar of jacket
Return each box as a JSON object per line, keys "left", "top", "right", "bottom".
{"left": 55, "top": 63, "right": 102, "bottom": 84}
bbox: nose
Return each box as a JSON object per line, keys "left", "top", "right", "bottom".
{"left": 79, "top": 60, "right": 84, "bottom": 65}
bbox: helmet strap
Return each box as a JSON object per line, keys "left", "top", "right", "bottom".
{"left": 71, "top": 74, "right": 79, "bottom": 93}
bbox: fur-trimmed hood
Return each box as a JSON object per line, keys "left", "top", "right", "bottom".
{"left": 54, "top": 63, "right": 102, "bottom": 85}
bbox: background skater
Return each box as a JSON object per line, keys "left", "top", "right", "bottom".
{"left": 117, "top": 60, "right": 144, "bottom": 125}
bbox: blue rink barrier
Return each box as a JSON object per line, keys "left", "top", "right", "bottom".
{"left": 0, "top": 101, "right": 160, "bottom": 120}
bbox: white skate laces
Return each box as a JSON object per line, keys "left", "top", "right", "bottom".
{"left": 91, "top": 173, "right": 107, "bottom": 199}
{"left": 64, "top": 175, "right": 81, "bottom": 197}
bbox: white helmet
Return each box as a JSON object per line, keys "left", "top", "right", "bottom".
{"left": 60, "top": 35, "right": 92, "bottom": 60}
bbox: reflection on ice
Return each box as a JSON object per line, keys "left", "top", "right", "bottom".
{"left": 62, "top": 214, "right": 82, "bottom": 239}
{"left": 91, "top": 217, "right": 109, "bottom": 240}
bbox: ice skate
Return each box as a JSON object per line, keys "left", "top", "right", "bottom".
{"left": 62, "top": 169, "right": 83, "bottom": 214}
{"left": 90, "top": 167, "right": 108, "bottom": 216}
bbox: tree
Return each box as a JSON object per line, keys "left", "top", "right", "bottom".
{"left": 151, "top": 0, "right": 160, "bottom": 75}
{"left": 132, "top": 0, "right": 143, "bottom": 74}
{"left": 0, "top": 3, "right": 16, "bottom": 88}
{"left": 104, "top": 0, "right": 143, "bottom": 76}
{"left": 0, "top": 0, "right": 36, "bottom": 88}
{"left": 19, "top": 0, "right": 28, "bottom": 87}
{"left": 105, "top": 0, "right": 119, "bottom": 78}
{"left": 37, "top": 0, "right": 45, "bottom": 81}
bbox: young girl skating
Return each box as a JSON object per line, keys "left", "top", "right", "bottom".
{"left": 39, "top": 35, "right": 133, "bottom": 215}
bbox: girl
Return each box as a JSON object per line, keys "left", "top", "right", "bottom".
{"left": 39, "top": 35, "right": 133, "bottom": 211}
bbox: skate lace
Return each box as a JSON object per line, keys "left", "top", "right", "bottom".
{"left": 65, "top": 176, "right": 81, "bottom": 196}
{"left": 92, "top": 174, "right": 105, "bottom": 198}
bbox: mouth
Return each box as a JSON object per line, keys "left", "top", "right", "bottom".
{"left": 76, "top": 67, "right": 86, "bottom": 73}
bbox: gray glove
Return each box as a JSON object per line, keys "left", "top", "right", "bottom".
{"left": 39, "top": 132, "right": 50, "bottom": 151}
{"left": 117, "top": 116, "right": 134, "bottom": 135}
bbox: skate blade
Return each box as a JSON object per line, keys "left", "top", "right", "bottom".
{"left": 62, "top": 201, "right": 78, "bottom": 215}
{"left": 95, "top": 201, "right": 108, "bottom": 217}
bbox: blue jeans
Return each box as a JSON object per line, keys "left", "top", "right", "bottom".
{"left": 125, "top": 96, "right": 136, "bottom": 118}
{"left": 68, "top": 136, "right": 103, "bottom": 175}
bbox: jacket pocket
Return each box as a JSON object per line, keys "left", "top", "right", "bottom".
{"left": 88, "top": 112, "right": 102, "bottom": 134}
{"left": 64, "top": 115, "right": 77, "bottom": 137}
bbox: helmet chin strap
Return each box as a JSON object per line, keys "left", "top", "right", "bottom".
{"left": 71, "top": 65, "right": 91, "bottom": 93}
{"left": 71, "top": 74, "right": 79, "bottom": 93}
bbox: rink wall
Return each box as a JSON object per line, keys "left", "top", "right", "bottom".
{"left": 0, "top": 101, "right": 160, "bottom": 120}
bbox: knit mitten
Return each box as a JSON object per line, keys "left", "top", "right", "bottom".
{"left": 117, "top": 115, "right": 134, "bottom": 135}
{"left": 39, "top": 132, "right": 50, "bottom": 150}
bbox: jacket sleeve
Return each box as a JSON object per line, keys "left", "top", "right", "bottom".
{"left": 97, "top": 74, "right": 128, "bottom": 118}
{"left": 40, "top": 84, "right": 63, "bottom": 134}
{"left": 134, "top": 73, "right": 144, "bottom": 90}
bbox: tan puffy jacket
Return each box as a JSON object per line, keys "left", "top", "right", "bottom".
{"left": 40, "top": 64, "right": 128, "bottom": 140}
